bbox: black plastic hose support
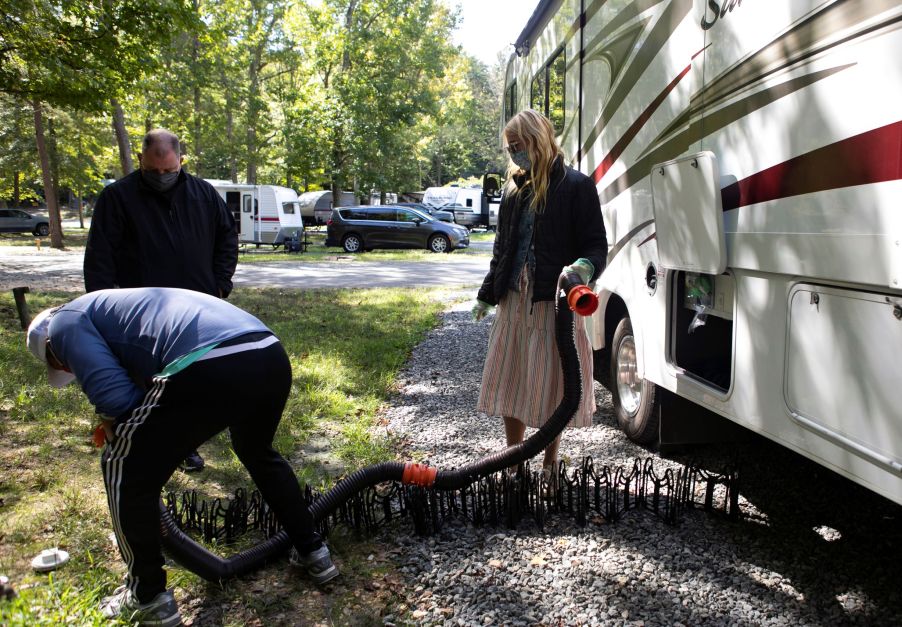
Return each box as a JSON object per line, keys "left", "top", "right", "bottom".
{"left": 160, "top": 274, "right": 588, "bottom": 581}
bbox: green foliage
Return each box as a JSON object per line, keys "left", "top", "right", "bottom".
{"left": 1, "top": 0, "right": 507, "bottom": 209}
{"left": 0, "top": 0, "right": 197, "bottom": 110}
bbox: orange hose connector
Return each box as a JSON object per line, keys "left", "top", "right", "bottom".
{"left": 567, "top": 285, "right": 598, "bottom": 316}
{"left": 402, "top": 463, "right": 438, "bottom": 487}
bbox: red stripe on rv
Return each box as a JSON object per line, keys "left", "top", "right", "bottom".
{"left": 592, "top": 63, "right": 693, "bottom": 184}
{"left": 259, "top": 217, "right": 280, "bottom": 221}
{"left": 722, "top": 120, "right": 902, "bottom": 210}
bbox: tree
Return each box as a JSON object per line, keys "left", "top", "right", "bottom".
{"left": 0, "top": 96, "right": 41, "bottom": 206}
{"left": 1, "top": 0, "right": 195, "bottom": 247}
{"left": 417, "top": 53, "right": 504, "bottom": 187}
{"left": 287, "top": 0, "right": 457, "bottom": 199}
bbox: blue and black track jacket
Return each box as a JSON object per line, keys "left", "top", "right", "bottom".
{"left": 48, "top": 288, "right": 271, "bottom": 419}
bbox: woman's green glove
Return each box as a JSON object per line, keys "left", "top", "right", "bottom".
{"left": 472, "top": 299, "right": 494, "bottom": 321}
{"left": 563, "top": 258, "right": 595, "bottom": 285}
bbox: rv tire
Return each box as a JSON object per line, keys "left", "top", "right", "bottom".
{"left": 610, "top": 316, "right": 659, "bottom": 445}
{"left": 593, "top": 347, "right": 612, "bottom": 389}
{"left": 342, "top": 233, "right": 363, "bottom": 253}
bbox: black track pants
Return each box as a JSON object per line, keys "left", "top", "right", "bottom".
{"left": 101, "top": 340, "right": 321, "bottom": 603}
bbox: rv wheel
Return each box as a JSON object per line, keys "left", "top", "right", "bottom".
{"left": 610, "top": 316, "right": 660, "bottom": 445}
{"left": 342, "top": 233, "right": 363, "bottom": 253}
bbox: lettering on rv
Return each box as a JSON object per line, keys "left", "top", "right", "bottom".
{"left": 701, "top": 0, "right": 743, "bottom": 31}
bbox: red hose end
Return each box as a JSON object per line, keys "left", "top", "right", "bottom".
{"left": 402, "top": 463, "right": 438, "bottom": 487}
{"left": 567, "top": 285, "right": 598, "bottom": 316}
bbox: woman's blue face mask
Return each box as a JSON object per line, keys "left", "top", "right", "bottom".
{"left": 510, "top": 150, "right": 531, "bottom": 171}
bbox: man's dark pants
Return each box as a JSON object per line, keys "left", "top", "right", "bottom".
{"left": 101, "top": 339, "right": 321, "bottom": 602}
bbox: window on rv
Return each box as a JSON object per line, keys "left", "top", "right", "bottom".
{"left": 504, "top": 81, "right": 517, "bottom": 121}
{"left": 282, "top": 202, "right": 298, "bottom": 215}
{"left": 530, "top": 48, "right": 566, "bottom": 135}
{"left": 548, "top": 51, "right": 565, "bottom": 134}
{"left": 530, "top": 72, "right": 545, "bottom": 116}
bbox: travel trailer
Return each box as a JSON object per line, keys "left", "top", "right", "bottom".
{"left": 423, "top": 174, "right": 503, "bottom": 229}
{"left": 208, "top": 181, "right": 303, "bottom": 245}
{"left": 507, "top": 0, "right": 902, "bottom": 505}
{"left": 298, "top": 190, "right": 358, "bottom": 226}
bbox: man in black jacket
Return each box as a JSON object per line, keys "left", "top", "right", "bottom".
{"left": 84, "top": 128, "right": 238, "bottom": 471}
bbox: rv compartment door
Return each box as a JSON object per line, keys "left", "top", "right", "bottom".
{"left": 651, "top": 151, "right": 726, "bottom": 274}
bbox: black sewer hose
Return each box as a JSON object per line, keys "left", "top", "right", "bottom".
{"left": 160, "top": 271, "right": 594, "bottom": 581}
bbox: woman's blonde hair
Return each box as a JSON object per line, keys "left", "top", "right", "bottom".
{"left": 503, "top": 109, "right": 564, "bottom": 212}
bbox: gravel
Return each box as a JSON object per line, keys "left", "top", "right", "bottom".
{"left": 4, "top": 249, "right": 900, "bottom": 625}
{"left": 376, "top": 297, "right": 902, "bottom": 626}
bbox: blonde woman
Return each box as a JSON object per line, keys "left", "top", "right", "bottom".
{"left": 473, "top": 109, "right": 607, "bottom": 482}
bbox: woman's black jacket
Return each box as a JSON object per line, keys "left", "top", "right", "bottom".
{"left": 477, "top": 159, "right": 608, "bottom": 305}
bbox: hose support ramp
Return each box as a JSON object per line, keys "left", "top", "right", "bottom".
{"left": 160, "top": 274, "right": 588, "bottom": 581}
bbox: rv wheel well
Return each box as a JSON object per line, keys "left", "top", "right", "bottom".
{"left": 604, "top": 295, "right": 627, "bottom": 348}
{"left": 593, "top": 293, "right": 627, "bottom": 388}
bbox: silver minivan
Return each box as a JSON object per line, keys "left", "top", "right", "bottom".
{"left": 0, "top": 209, "right": 50, "bottom": 236}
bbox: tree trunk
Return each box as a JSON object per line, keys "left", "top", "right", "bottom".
{"left": 191, "top": 0, "right": 203, "bottom": 177}
{"left": 13, "top": 171, "right": 20, "bottom": 206}
{"left": 246, "top": 121, "right": 256, "bottom": 184}
{"left": 77, "top": 191, "right": 84, "bottom": 229}
{"left": 224, "top": 84, "right": 237, "bottom": 182}
{"left": 32, "top": 100, "right": 63, "bottom": 248}
{"left": 112, "top": 99, "right": 134, "bottom": 175}
{"left": 48, "top": 115, "right": 60, "bottom": 207}
{"left": 246, "top": 51, "right": 261, "bottom": 184}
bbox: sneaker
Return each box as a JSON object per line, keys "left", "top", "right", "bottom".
{"left": 290, "top": 544, "right": 340, "bottom": 585}
{"left": 100, "top": 585, "right": 182, "bottom": 626}
{"left": 180, "top": 450, "right": 204, "bottom": 472}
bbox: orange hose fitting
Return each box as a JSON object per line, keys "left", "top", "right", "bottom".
{"left": 402, "top": 463, "right": 438, "bottom": 487}
{"left": 567, "top": 284, "right": 598, "bottom": 316}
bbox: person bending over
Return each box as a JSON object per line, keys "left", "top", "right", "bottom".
{"left": 27, "top": 288, "right": 338, "bottom": 626}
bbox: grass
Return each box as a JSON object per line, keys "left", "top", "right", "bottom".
{"left": 0, "top": 287, "right": 451, "bottom": 625}
{"left": 0, "top": 230, "right": 89, "bottom": 249}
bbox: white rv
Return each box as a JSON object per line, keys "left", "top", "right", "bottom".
{"left": 423, "top": 176, "right": 502, "bottom": 229}
{"left": 298, "top": 190, "right": 358, "bottom": 226}
{"left": 208, "top": 181, "right": 303, "bottom": 245}
{"left": 507, "top": 0, "right": 902, "bottom": 505}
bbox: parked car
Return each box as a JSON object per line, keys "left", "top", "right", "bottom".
{"left": 396, "top": 202, "right": 455, "bottom": 224}
{"left": 0, "top": 209, "right": 50, "bottom": 236}
{"left": 325, "top": 205, "right": 469, "bottom": 253}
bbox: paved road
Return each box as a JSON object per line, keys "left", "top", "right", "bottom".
{"left": 0, "top": 247, "right": 490, "bottom": 292}
{"left": 234, "top": 257, "right": 489, "bottom": 288}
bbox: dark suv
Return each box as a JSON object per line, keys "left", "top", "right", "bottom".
{"left": 325, "top": 205, "right": 469, "bottom": 253}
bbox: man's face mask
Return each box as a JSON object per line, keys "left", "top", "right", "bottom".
{"left": 142, "top": 169, "right": 180, "bottom": 193}
{"left": 510, "top": 150, "right": 531, "bottom": 171}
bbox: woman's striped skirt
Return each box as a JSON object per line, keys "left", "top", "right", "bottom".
{"left": 476, "top": 268, "right": 596, "bottom": 428}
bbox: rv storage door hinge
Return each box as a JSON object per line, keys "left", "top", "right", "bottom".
{"left": 810, "top": 292, "right": 819, "bottom": 311}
